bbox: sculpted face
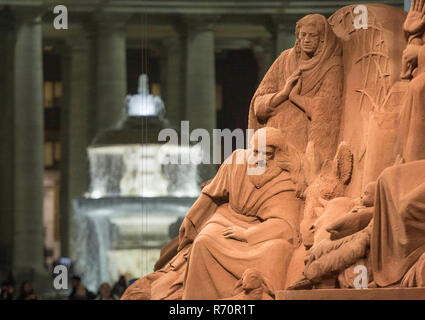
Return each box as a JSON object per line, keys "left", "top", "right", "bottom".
{"left": 247, "top": 128, "right": 287, "bottom": 188}
{"left": 248, "top": 144, "right": 283, "bottom": 188}
{"left": 298, "top": 24, "right": 320, "bottom": 56}
{"left": 249, "top": 145, "right": 275, "bottom": 169}
{"left": 361, "top": 182, "right": 376, "bottom": 207}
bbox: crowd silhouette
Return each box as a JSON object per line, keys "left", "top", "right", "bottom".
{"left": 0, "top": 274, "right": 130, "bottom": 300}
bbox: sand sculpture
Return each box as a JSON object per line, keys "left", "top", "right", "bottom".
{"left": 122, "top": 127, "right": 304, "bottom": 299}
{"left": 122, "top": 2, "right": 425, "bottom": 299}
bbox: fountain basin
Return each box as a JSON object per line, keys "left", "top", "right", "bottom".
{"left": 72, "top": 196, "right": 196, "bottom": 292}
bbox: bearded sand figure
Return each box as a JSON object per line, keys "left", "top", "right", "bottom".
{"left": 248, "top": 14, "right": 343, "bottom": 174}
{"left": 121, "top": 127, "right": 304, "bottom": 299}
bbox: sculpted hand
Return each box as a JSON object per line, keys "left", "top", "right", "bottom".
{"left": 178, "top": 218, "right": 195, "bottom": 251}
{"left": 283, "top": 70, "right": 301, "bottom": 97}
{"left": 223, "top": 226, "right": 248, "bottom": 242}
{"left": 289, "top": 78, "right": 302, "bottom": 101}
{"left": 288, "top": 78, "right": 311, "bottom": 117}
{"left": 271, "top": 70, "right": 301, "bottom": 107}
{"left": 404, "top": 0, "right": 425, "bottom": 34}
{"left": 403, "top": 44, "right": 421, "bottom": 64}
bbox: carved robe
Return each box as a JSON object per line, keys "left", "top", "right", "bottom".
{"left": 371, "top": 160, "right": 425, "bottom": 287}
{"left": 182, "top": 149, "right": 302, "bottom": 299}
{"left": 121, "top": 149, "right": 303, "bottom": 300}
{"left": 397, "top": 43, "right": 425, "bottom": 162}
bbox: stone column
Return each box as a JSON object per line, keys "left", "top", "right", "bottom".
{"left": 0, "top": 6, "right": 16, "bottom": 276}
{"left": 92, "top": 13, "right": 130, "bottom": 135}
{"left": 405, "top": 0, "right": 411, "bottom": 11}
{"left": 252, "top": 39, "right": 274, "bottom": 84}
{"left": 183, "top": 15, "right": 218, "bottom": 180}
{"left": 271, "top": 15, "right": 298, "bottom": 58}
{"left": 12, "top": 12, "right": 45, "bottom": 282}
{"left": 161, "top": 37, "right": 184, "bottom": 129}
{"left": 60, "top": 26, "right": 91, "bottom": 257}
{"left": 183, "top": 15, "right": 217, "bottom": 135}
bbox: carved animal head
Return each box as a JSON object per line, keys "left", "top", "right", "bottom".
{"left": 232, "top": 268, "right": 275, "bottom": 299}
{"left": 241, "top": 268, "right": 263, "bottom": 291}
{"left": 309, "top": 197, "right": 355, "bottom": 245}
{"left": 300, "top": 142, "right": 354, "bottom": 248}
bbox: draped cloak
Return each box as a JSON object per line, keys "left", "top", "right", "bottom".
{"left": 248, "top": 14, "right": 343, "bottom": 162}
{"left": 397, "top": 43, "right": 425, "bottom": 162}
{"left": 378, "top": 38, "right": 425, "bottom": 287}
{"left": 371, "top": 160, "right": 425, "bottom": 287}
{"left": 182, "top": 149, "right": 302, "bottom": 299}
{"left": 121, "top": 149, "right": 303, "bottom": 299}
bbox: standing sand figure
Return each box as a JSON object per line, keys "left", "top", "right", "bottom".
{"left": 248, "top": 14, "right": 343, "bottom": 175}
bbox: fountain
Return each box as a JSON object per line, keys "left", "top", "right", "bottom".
{"left": 72, "top": 75, "right": 200, "bottom": 292}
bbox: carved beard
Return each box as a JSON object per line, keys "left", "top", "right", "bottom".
{"left": 248, "top": 161, "right": 283, "bottom": 189}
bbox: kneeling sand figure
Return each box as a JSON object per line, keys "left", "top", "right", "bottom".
{"left": 121, "top": 127, "right": 304, "bottom": 299}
